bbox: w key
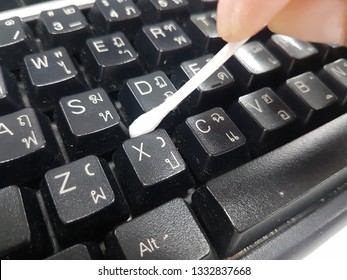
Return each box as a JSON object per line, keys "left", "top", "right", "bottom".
{"left": 22, "top": 47, "right": 86, "bottom": 111}
{"left": 0, "top": 108, "right": 63, "bottom": 188}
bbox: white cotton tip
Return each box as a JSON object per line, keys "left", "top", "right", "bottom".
{"left": 128, "top": 38, "right": 250, "bottom": 138}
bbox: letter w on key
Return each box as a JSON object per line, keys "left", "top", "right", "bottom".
{"left": 132, "top": 142, "right": 151, "bottom": 161}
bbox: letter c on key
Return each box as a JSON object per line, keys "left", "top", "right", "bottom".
{"left": 195, "top": 119, "right": 211, "bottom": 134}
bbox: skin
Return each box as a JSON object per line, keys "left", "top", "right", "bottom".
{"left": 217, "top": 0, "right": 347, "bottom": 45}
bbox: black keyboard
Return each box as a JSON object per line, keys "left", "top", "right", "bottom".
{"left": 0, "top": 0, "right": 346, "bottom": 260}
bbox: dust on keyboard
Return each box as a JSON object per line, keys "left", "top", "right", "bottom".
{"left": 0, "top": 0, "right": 346, "bottom": 260}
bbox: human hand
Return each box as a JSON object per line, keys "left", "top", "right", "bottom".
{"left": 217, "top": 0, "right": 346, "bottom": 45}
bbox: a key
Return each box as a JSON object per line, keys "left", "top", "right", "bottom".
{"left": 266, "top": 34, "right": 320, "bottom": 76}
{"left": 118, "top": 71, "right": 180, "bottom": 128}
{"left": 134, "top": 20, "right": 192, "bottom": 72}
{"left": 0, "top": 186, "right": 52, "bottom": 259}
{"left": 192, "top": 113, "right": 347, "bottom": 257}
{"left": 226, "top": 41, "right": 284, "bottom": 92}
{"left": 0, "top": 65, "right": 23, "bottom": 115}
{"left": 229, "top": 88, "right": 297, "bottom": 155}
{"left": 46, "top": 243, "right": 103, "bottom": 260}
{"left": 41, "top": 155, "right": 129, "bottom": 246}
{"left": 0, "top": 108, "right": 63, "bottom": 188}
{"left": 321, "top": 44, "right": 347, "bottom": 63}
{"left": 22, "top": 47, "right": 86, "bottom": 111}
{"left": 171, "top": 54, "right": 234, "bottom": 113}
{"left": 113, "top": 129, "right": 193, "bottom": 212}
{"left": 184, "top": 11, "right": 224, "bottom": 53}
{"left": 88, "top": 0, "right": 142, "bottom": 39}
{"left": 278, "top": 72, "right": 338, "bottom": 127}
{"left": 80, "top": 32, "right": 143, "bottom": 91}
{"left": 105, "top": 198, "right": 215, "bottom": 259}
{"left": 36, "top": 5, "right": 92, "bottom": 54}
{"left": 56, "top": 88, "right": 126, "bottom": 159}
{"left": 0, "top": 17, "right": 37, "bottom": 70}
{"left": 188, "top": 0, "right": 217, "bottom": 12}
{"left": 175, "top": 108, "right": 249, "bottom": 181}
{"left": 319, "top": 59, "right": 347, "bottom": 109}
{"left": 137, "top": 0, "right": 189, "bottom": 23}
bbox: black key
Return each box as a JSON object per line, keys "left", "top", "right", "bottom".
{"left": 192, "top": 113, "right": 347, "bottom": 257}
{"left": 322, "top": 44, "right": 347, "bottom": 63}
{"left": 0, "top": 108, "right": 63, "bottom": 188}
{"left": 229, "top": 88, "right": 297, "bottom": 155}
{"left": 0, "top": 65, "right": 23, "bottom": 115}
{"left": 118, "top": 71, "right": 179, "bottom": 128}
{"left": 266, "top": 34, "right": 320, "bottom": 76}
{"left": 137, "top": 0, "right": 189, "bottom": 23}
{"left": 46, "top": 243, "right": 103, "bottom": 260}
{"left": 0, "top": 17, "right": 37, "bottom": 70}
{"left": 226, "top": 41, "right": 284, "bottom": 91}
{"left": 88, "top": 0, "right": 142, "bottom": 39}
{"left": 105, "top": 198, "right": 215, "bottom": 259}
{"left": 81, "top": 32, "right": 143, "bottom": 91}
{"left": 36, "top": 5, "right": 92, "bottom": 54}
{"left": 113, "top": 129, "right": 193, "bottom": 212}
{"left": 134, "top": 20, "right": 192, "bottom": 72}
{"left": 56, "top": 88, "right": 126, "bottom": 159}
{"left": 189, "top": 0, "right": 217, "bottom": 12}
{"left": 278, "top": 72, "right": 338, "bottom": 127}
{"left": 41, "top": 155, "right": 129, "bottom": 246}
{"left": 184, "top": 11, "right": 224, "bottom": 54}
{"left": 22, "top": 47, "right": 86, "bottom": 111}
{"left": 175, "top": 108, "right": 249, "bottom": 181}
{"left": 319, "top": 59, "right": 347, "bottom": 109}
{"left": 0, "top": 2, "right": 20, "bottom": 12}
{"left": 0, "top": 186, "right": 52, "bottom": 259}
{"left": 171, "top": 54, "right": 234, "bottom": 113}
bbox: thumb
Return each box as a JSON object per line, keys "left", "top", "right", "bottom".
{"left": 268, "top": 0, "right": 347, "bottom": 45}
{"left": 217, "top": 0, "right": 290, "bottom": 42}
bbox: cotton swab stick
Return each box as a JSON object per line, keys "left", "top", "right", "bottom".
{"left": 128, "top": 38, "right": 249, "bottom": 138}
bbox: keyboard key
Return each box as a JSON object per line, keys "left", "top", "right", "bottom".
{"left": 175, "top": 108, "right": 249, "bottom": 181}
{"left": 0, "top": 65, "right": 23, "bottom": 115}
{"left": 88, "top": 0, "right": 142, "bottom": 39}
{"left": 46, "top": 243, "right": 103, "bottom": 260}
{"left": 0, "top": 17, "right": 37, "bottom": 70}
{"left": 0, "top": 186, "right": 52, "bottom": 259}
{"left": 192, "top": 113, "right": 347, "bottom": 257}
{"left": 188, "top": 0, "right": 217, "bottom": 12}
{"left": 229, "top": 88, "right": 297, "bottom": 155}
{"left": 319, "top": 59, "right": 347, "bottom": 108}
{"left": 36, "top": 5, "right": 92, "bottom": 54}
{"left": 81, "top": 32, "right": 143, "bottom": 91}
{"left": 119, "top": 71, "right": 179, "bottom": 128}
{"left": 184, "top": 11, "right": 224, "bottom": 53}
{"left": 56, "top": 88, "right": 126, "bottom": 159}
{"left": 171, "top": 54, "right": 235, "bottom": 114}
{"left": 0, "top": 108, "right": 63, "bottom": 188}
{"left": 134, "top": 20, "right": 192, "bottom": 72}
{"left": 227, "top": 41, "right": 284, "bottom": 91}
{"left": 278, "top": 72, "right": 338, "bottom": 127}
{"left": 266, "top": 34, "right": 320, "bottom": 76}
{"left": 137, "top": 0, "right": 189, "bottom": 23}
{"left": 22, "top": 47, "right": 87, "bottom": 111}
{"left": 0, "top": 2, "right": 21, "bottom": 12}
{"left": 113, "top": 129, "right": 193, "bottom": 212}
{"left": 41, "top": 155, "right": 130, "bottom": 246}
{"left": 105, "top": 198, "right": 215, "bottom": 259}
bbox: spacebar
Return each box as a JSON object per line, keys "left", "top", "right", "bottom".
{"left": 192, "top": 113, "right": 347, "bottom": 258}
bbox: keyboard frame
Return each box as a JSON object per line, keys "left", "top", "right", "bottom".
{"left": 0, "top": 0, "right": 346, "bottom": 260}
